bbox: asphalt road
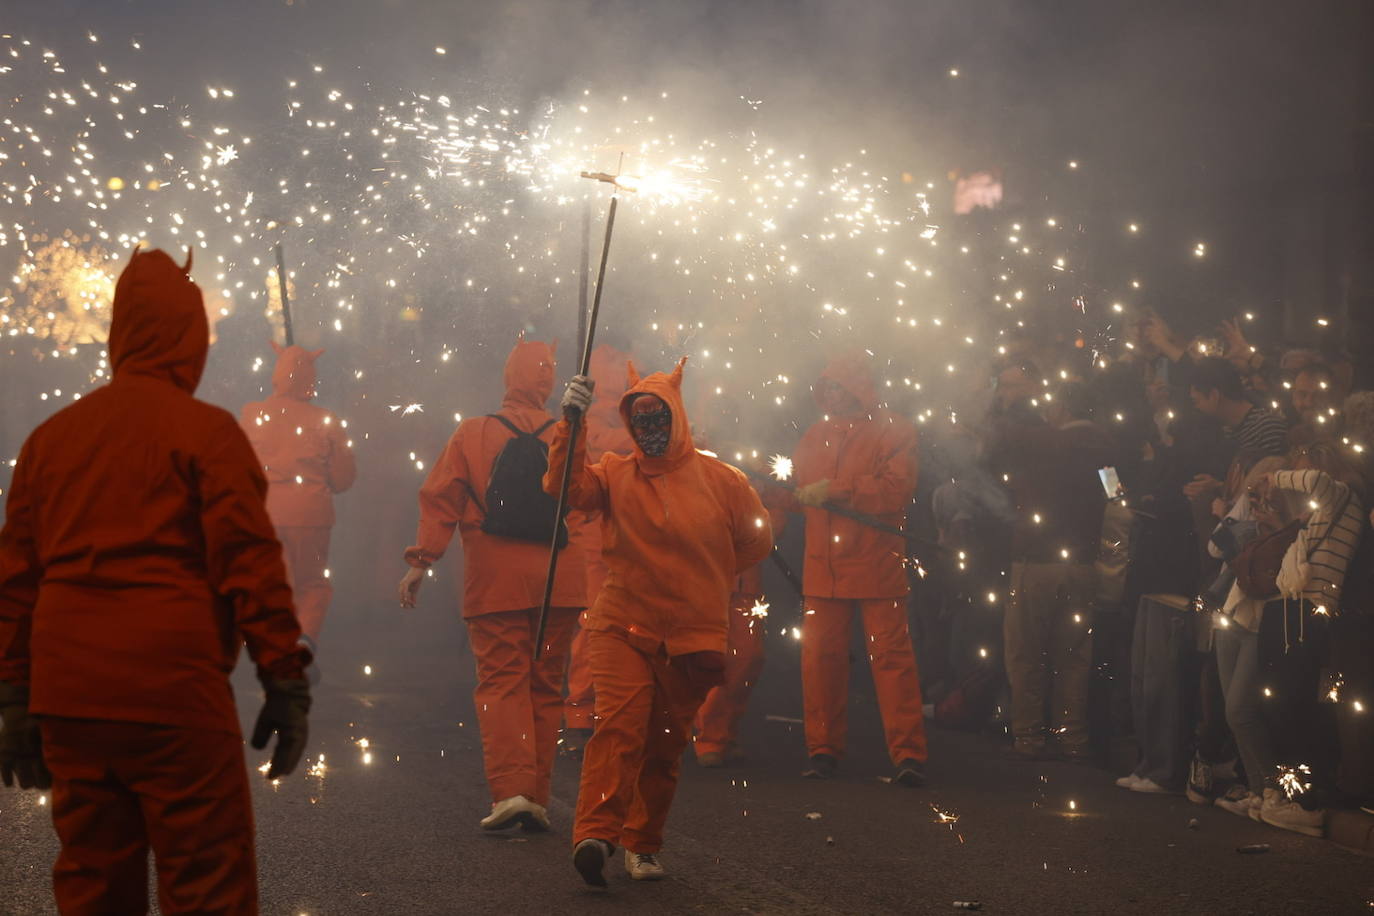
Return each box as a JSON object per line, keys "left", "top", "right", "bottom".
{"left": 3, "top": 598, "right": 1371, "bottom": 915}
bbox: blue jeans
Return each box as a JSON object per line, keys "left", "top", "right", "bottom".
{"left": 1215, "top": 624, "right": 1275, "bottom": 794}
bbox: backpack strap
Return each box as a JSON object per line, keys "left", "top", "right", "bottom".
{"left": 486, "top": 413, "right": 526, "bottom": 437}
{"left": 487, "top": 413, "right": 557, "bottom": 439}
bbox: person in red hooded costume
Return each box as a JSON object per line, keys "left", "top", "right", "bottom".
{"left": 240, "top": 343, "right": 356, "bottom": 661}
{"left": 546, "top": 358, "right": 772, "bottom": 888}
{"left": 784, "top": 352, "right": 928, "bottom": 786}
{"left": 399, "top": 336, "right": 586, "bottom": 833}
{"left": 0, "top": 248, "right": 311, "bottom": 915}
{"left": 562, "top": 343, "right": 637, "bottom": 752}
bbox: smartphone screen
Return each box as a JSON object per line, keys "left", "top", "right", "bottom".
{"left": 1099, "top": 466, "right": 1124, "bottom": 500}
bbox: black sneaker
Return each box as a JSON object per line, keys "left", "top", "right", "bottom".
{"left": 573, "top": 838, "right": 613, "bottom": 889}
{"left": 1186, "top": 754, "right": 1214, "bottom": 805}
{"left": 803, "top": 753, "right": 838, "bottom": 779}
{"left": 895, "top": 758, "right": 927, "bottom": 787}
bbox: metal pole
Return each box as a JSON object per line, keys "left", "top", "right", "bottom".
{"left": 534, "top": 192, "right": 620, "bottom": 658}
{"left": 274, "top": 242, "right": 295, "bottom": 347}
{"left": 577, "top": 197, "right": 591, "bottom": 353}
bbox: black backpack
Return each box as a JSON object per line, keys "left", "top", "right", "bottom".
{"left": 470, "top": 414, "right": 568, "bottom": 549}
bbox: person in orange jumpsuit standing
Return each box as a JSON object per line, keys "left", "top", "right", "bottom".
{"left": 241, "top": 342, "right": 356, "bottom": 664}
{"left": 562, "top": 343, "right": 636, "bottom": 754}
{"left": 691, "top": 521, "right": 775, "bottom": 767}
{"left": 546, "top": 358, "right": 772, "bottom": 888}
{"left": 0, "top": 248, "right": 311, "bottom": 915}
{"left": 398, "top": 336, "right": 586, "bottom": 833}
{"left": 786, "top": 352, "right": 928, "bottom": 786}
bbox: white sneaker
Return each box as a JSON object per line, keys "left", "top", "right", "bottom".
{"left": 1214, "top": 784, "right": 1259, "bottom": 818}
{"left": 1115, "top": 773, "right": 1143, "bottom": 790}
{"left": 479, "top": 795, "right": 549, "bottom": 832}
{"left": 1259, "top": 789, "right": 1324, "bottom": 838}
{"left": 624, "top": 849, "right": 666, "bottom": 881}
{"left": 1129, "top": 777, "right": 1173, "bottom": 794}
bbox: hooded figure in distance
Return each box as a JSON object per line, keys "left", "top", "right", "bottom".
{"left": 547, "top": 358, "right": 772, "bottom": 888}
{"left": 241, "top": 342, "right": 356, "bottom": 657}
{"left": 0, "top": 247, "right": 310, "bottom": 914}
{"left": 781, "top": 351, "right": 928, "bottom": 785}
{"left": 563, "top": 342, "right": 638, "bottom": 750}
{"left": 400, "top": 336, "right": 586, "bottom": 834}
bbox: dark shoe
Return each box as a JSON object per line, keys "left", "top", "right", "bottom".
{"left": 895, "top": 758, "right": 927, "bottom": 787}
{"left": 560, "top": 727, "right": 593, "bottom": 759}
{"left": 803, "top": 753, "right": 838, "bottom": 779}
{"left": 1185, "top": 753, "right": 1215, "bottom": 805}
{"left": 573, "top": 838, "right": 613, "bottom": 888}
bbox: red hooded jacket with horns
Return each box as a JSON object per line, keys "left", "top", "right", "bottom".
{"left": 787, "top": 353, "right": 919, "bottom": 599}
{"left": 543, "top": 358, "right": 774, "bottom": 656}
{"left": 0, "top": 248, "right": 305, "bottom": 734}
{"left": 405, "top": 338, "right": 587, "bottom": 617}
{"left": 240, "top": 343, "right": 356, "bottom": 527}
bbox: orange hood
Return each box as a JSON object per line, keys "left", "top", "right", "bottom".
{"left": 270, "top": 342, "right": 324, "bottom": 401}
{"left": 502, "top": 336, "right": 556, "bottom": 411}
{"left": 816, "top": 351, "right": 879, "bottom": 414}
{"left": 618, "top": 356, "right": 695, "bottom": 472}
{"left": 109, "top": 247, "right": 208, "bottom": 393}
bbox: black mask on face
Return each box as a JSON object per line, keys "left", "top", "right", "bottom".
{"left": 630, "top": 407, "right": 672, "bottom": 457}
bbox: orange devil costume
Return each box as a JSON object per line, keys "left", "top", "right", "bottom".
{"left": 544, "top": 358, "right": 772, "bottom": 854}
{"left": 405, "top": 338, "right": 586, "bottom": 808}
{"left": 787, "top": 353, "right": 927, "bottom": 769}
{"left": 564, "top": 344, "right": 637, "bottom": 733}
{"left": 0, "top": 249, "right": 307, "bottom": 914}
{"left": 240, "top": 343, "right": 355, "bottom": 644}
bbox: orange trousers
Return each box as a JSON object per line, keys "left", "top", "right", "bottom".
{"left": 466, "top": 606, "right": 579, "bottom": 804}
{"left": 694, "top": 599, "right": 766, "bottom": 756}
{"left": 41, "top": 717, "right": 257, "bottom": 916}
{"left": 277, "top": 525, "right": 331, "bottom": 641}
{"left": 574, "top": 631, "right": 712, "bottom": 853}
{"left": 564, "top": 623, "right": 596, "bottom": 729}
{"left": 801, "top": 597, "right": 928, "bottom": 764}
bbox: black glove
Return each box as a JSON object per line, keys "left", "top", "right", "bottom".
{"left": 0, "top": 683, "right": 52, "bottom": 790}
{"left": 251, "top": 678, "right": 311, "bottom": 779}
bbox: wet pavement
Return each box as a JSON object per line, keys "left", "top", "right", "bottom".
{"left": 3, "top": 600, "right": 1372, "bottom": 915}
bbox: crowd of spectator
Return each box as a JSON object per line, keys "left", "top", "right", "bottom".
{"left": 913, "top": 311, "right": 1373, "bottom": 839}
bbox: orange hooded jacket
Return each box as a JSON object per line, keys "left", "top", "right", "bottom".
{"left": 240, "top": 343, "right": 356, "bottom": 527}
{"left": 0, "top": 249, "right": 304, "bottom": 734}
{"left": 405, "top": 338, "right": 587, "bottom": 617}
{"left": 788, "top": 354, "right": 918, "bottom": 599}
{"left": 543, "top": 358, "right": 774, "bottom": 656}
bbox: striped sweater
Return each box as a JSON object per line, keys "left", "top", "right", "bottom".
{"left": 1274, "top": 469, "right": 1365, "bottom": 608}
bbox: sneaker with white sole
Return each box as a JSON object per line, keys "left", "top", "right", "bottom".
{"left": 625, "top": 849, "right": 666, "bottom": 881}
{"left": 1185, "top": 754, "right": 1214, "bottom": 805}
{"left": 479, "top": 795, "right": 549, "bottom": 832}
{"left": 1129, "top": 776, "right": 1173, "bottom": 794}
{"left": 574, "top": 838, "right": 614, "bottom": 888}
{"left": 1115, "top": 772, "right": 1143, "bottom": 790}
{"left": 1214, "top": 784, "right": 1260, "bottom": 818}
{"left": 1259, "top": 790, "right": 1324, "bottom": 838}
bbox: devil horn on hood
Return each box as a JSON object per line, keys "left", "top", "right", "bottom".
{"left": 181, "top": 247, "right": 193, "bottom": 274}
{"left": 669, "top": 355, "right": 688, "bottom": 388}
{"left": 626, "top": 360, "right": 641, "bottom": 387}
